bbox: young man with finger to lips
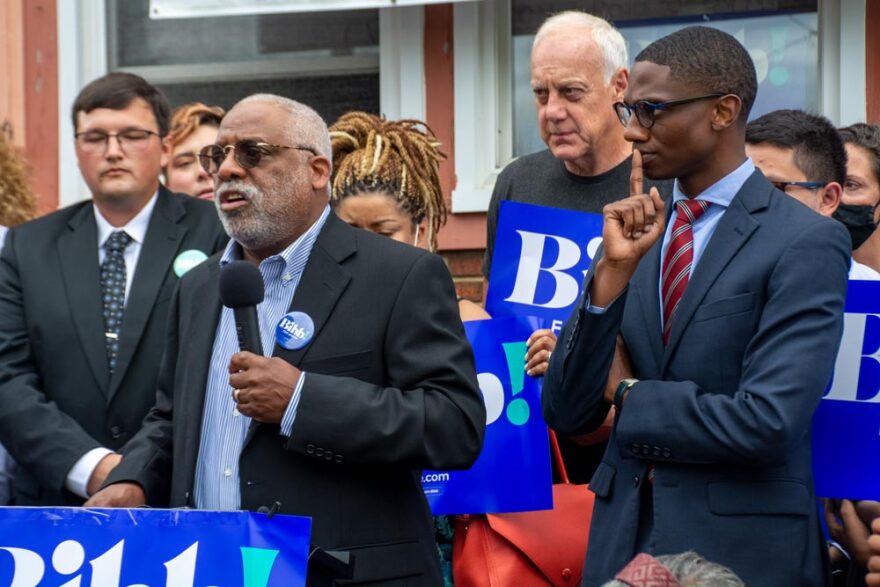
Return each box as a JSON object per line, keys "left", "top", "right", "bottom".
{"left": 543, "top": 27, "right": 849, "bottom": 586}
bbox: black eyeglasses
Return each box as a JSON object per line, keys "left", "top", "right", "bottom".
{"left": 198, "top": 140, "right": 316, "bottom": 174}
{"left": 75, "top": 128, "right": 161, "bottom": 153}
{"left": 614, "top": 94, "right": 727, "bottom": 129}
{"left": 770, "top": 181, "right": 826, "bottom": 192}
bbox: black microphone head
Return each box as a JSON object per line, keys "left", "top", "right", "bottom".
{"left": 219, "top": 260, "right": 265, "bottom": 308}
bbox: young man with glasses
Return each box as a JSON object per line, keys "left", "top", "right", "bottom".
{"left": 543, "top": 27, "right": 850, "bottom": 586}
{"left": 87, "top": 94, "right": 485, "bottom": 586}
{"left": 745, "top": 109, "right": 880, "bottom": 280}
{"left": 0, "top": 73, "right": 226, "bottom": 506}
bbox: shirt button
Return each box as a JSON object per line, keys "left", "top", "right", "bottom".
{"left": 633, "top": 475, "right": 640, "bottom": 487}
{"left": 223, "top": 468, "right": 233, "bottom": 477}
{"left": 232, "top": 408, "right": 241, "bottom": 417}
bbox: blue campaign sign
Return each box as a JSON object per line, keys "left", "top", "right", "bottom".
{"left": 814, "top": 280, "right": 880, "bottom": 499}
{"left": 486, "top": 201, "right": 604, "bottom": 332}
{"left": 423, "top": 316, "right": 553, "bottom": 515}
{"left": 0, "top": 508, "right": 311, "bottom": 587}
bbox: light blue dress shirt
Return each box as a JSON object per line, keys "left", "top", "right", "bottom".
{"left": 586, "top": 158, "right": 755, "bottom": 315}
{"left": 194, "top": 205, "right": 330, "bottom": 510}
{"left": 655, "top": 158, "right": 755, "bottom": 326}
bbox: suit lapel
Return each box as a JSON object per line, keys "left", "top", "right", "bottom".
{"left": 57, "top": 204, "right": 110, "bottom": 393}
{"left": 244, "top": 214, "right": 355, "bottom": 446}
{"left": 661, "top": 171, "right": 769, "bottom": 371}
{"left": 633, "top": 238, "right": 665, "bottom": 372}
{"left": 109, "top": 189, "right": 188, "bottom": 400}
{"left": 181, "top": 260, "right": 223, "bottom": 496}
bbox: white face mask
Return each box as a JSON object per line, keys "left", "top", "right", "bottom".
{"left": 413, "top": 223, "right": 420, "bottom": 247}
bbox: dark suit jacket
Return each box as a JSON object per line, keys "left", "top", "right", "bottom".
{"left": 543, "top": 171, "right": 850, "bottom": 587}
{"left": 106, "top": 213, "right": 485, "bottom": 586}
{"left": 0, "top": 187, "right": 227, "bottom": 505}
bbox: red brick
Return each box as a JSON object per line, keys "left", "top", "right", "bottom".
{"left": 443, "top": 249, "right": 485, "bottom": 278}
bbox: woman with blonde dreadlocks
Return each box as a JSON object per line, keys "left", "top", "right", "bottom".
{"left": 330, "top": 111, "right": 489, "bottom": 322}
{"left": 330, "top": 112, "right": 487, "bottom": 585}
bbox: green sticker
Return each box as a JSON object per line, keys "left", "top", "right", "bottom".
{"left": 173, "top": 249, "right": 208, "bottom": 277}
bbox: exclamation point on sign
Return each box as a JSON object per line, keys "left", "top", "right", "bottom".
{"left": 502, "top": 342, "right": 530, "bottom": 426}
{"left": 241, "top": 547, "right": 280, "bottom": 587}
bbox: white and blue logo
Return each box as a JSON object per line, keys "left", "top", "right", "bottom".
{"left": 0, "top": 508, "right": 310, "bottom": 586}
{"left": 275, "top": 312, "right": 315, "bottom": 351}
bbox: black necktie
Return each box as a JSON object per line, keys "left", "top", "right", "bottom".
{"left": 101, "top": 230, "right": 132, "bottom": 374}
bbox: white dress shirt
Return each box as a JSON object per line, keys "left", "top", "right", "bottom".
{"left": 65, "top": 192, "right": 159, "bottom": 498}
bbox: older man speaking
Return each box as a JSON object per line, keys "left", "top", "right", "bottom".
{"left": 87, "top": 94, "right": 486, "bottom": 587}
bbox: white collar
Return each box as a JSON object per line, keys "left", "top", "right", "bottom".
{"left": 94, "top": 191, "right": 159, "bottom": 248}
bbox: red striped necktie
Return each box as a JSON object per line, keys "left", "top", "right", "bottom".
{"left": 661, "top": 199, "right": 711, "bottom": 345}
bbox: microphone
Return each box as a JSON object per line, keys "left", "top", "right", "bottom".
{"left": 219, "top": 260, "right": 265, "bottom": 356}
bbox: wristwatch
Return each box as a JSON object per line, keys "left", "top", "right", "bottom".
{"left": 613, "top": 378, "right": 639, "bottom": 410}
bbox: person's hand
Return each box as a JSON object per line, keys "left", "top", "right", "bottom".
{"left": 229, "top": 352, "right": 300, "bottom": 424}
{"left": 591, "top": 150, "right": 665, "bottom": 307}
{"left": 825, "top": 499, "right": 873, "bottom": 567}
{"left": 84, "top": 482, "right": 146, "bottom": 508}
{"left": 600, "top": 150, "right": 666, "bottom": 266}
{"left": 856, "top": 501, "right": 880, "bottom": 526}
{"left": 86, "top": 453, "right": 122, "bottom": 497}
{"left": 525, "top": 329, "right": 557, "bottom": 377}
{"left": 867, "top": 518, "right": 880, "bottom": 586}
{"left": 603, "top": 335, "right": 634, "bottom": 404}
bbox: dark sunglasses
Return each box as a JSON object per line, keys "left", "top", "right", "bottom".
{"left": 770, "top": 181, "right": 826, "bottom": 192}
{"left": 614, "top": 94, "right": 726, "bottom": 129}
{"left": 198, "top": 140, "right": 316, "bottom": 174}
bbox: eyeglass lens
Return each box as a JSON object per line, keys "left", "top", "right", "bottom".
{"left": 77, "top": 129, "right": 156, "bottom": 152}
{"left": 200, "top": 141, "right": 266, "bottom": 174}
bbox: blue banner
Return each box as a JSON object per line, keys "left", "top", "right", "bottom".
{"left": 485, "top": 201, "right": 880, "bottom": 500}
{"left": 423, "top": 316, "right": 553, "bottom": 515}
{"left": 486, "top": 201, "right": 603, "bottom": 333}
{"left": 0, "top": 508, "right": 310, "bottom": 587}
{"left": 814, "top": 280, "right": 880, "bottom": 499}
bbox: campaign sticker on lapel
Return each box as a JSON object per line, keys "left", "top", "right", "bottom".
{"left": 276, "top": 311, "right": 315, "bottom": 350}
{"left": 173, "top": 249, "right": 209, "bottom": 277}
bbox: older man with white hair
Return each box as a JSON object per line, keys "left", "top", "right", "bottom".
{"left": 87, "top": 93, "right": 486, "bottom": 586}
{"left": 483, "top": 11, "right": 671, "bottom": 281}
{"left": 484, "top": 11, "right": 671, "bottom": 483}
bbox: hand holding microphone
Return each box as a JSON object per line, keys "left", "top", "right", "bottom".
{"left": 220, "top": 261, "right": 300, "bottom": 423}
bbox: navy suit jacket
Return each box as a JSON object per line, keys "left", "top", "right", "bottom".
{"left": 543, "top": 171, "right": 850, "bottom": 587}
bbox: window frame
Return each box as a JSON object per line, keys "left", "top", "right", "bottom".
{"left": 57, "top": 0, "right": 424, "bottom": 206}
{"left": 450, "top": 0, "right": 867, "bottom": 214}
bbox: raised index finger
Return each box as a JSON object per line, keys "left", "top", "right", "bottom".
{"left": 630, "top": 149, "right": 644, "bottom": 196}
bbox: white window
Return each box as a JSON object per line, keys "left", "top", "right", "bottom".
{"left": 452, "top": 0, "right": 864, "bottom": 213}
{"left": 58, "top": 0, "right": 428, "bottom": 206}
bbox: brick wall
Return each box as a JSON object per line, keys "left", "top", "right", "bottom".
{"left": 442, "top": 249, "right": 486, "bottom": 304}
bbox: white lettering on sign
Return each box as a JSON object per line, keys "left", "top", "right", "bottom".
{"left": 0, "top": 540, "right": 200, "bottom": 587}
{"left": 504, "top": 231, "right": 601, "bottom": 309}
{"left": 478, "top": 372, "right": 504, "bottom": 426}
{"left": 825, "top": 313, "right": 880, "bottom": 403}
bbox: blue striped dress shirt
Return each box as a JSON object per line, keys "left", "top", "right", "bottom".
{"left": 194, "top": 205, "right": 330, "bottom": 510}
{"left": 656, "top": 158, "right": 754, "bottom": 326}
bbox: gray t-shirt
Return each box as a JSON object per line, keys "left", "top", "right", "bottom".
{"left": 482, "top": 150, "right": 673, "bottom": 277}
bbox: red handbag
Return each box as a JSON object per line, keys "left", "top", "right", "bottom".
{"left": 452, "top": 430, "right": 594, "bottom": 586}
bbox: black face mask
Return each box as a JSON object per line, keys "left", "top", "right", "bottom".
{"left": 833, "top": 203, "right": 877, "bottom": 250}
